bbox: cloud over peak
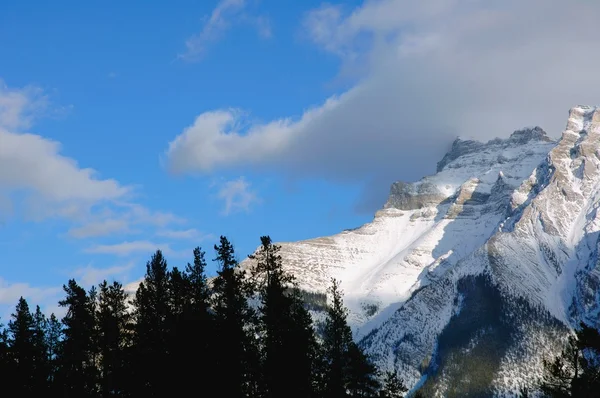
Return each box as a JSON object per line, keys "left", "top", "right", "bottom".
{"left": 165, "top": 0, "right": 600, "bottom": 212}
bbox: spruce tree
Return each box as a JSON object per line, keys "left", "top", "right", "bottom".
{"left": 379, "top": 371, "right": 407, "bottom": 398}
{"left": 7, "top": 297, "right": 37, "bottom": 394}
{"left": 131, "top": 250, "right": 171, "bottom": 397}
{"left": 322, "top": 278, "right": 354, "bottom": 398}
{"left": 174, "top": 247, "right": 216, "bottom": 396}
{"left": 250, "top": 236, "right": 318, "bottom": 398}
{"left": 212, "top": 235, "right": 259, "bottom": 398}
{"left": 0, "top": 319, "right": 10, "bottom": 384}
{"left": 97, "top": 280, "right": 131, "bottom": 397}
{"left": 45, "top": 313, "right": 62, "bottom": 392}
{"left": 541, "top": 323, "right": 600, "bottom": 397}
{"left": 56, "top": 279, "right": 99, "bottom": 397}
{"left": 32, "top": 305, "right": 51, "bottom": 393}
{"left": 322, "top": 278, "right": 380, "bottom": 397}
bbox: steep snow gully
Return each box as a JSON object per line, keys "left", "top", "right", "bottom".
{"left": 242, "top": 106, "right": 600, "bottom": 396}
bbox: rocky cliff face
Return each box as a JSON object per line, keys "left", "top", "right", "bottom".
{"left": 242, "top": 107, "right": 600, "bottom": 396}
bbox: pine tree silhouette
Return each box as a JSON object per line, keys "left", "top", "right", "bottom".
{"left": 97, "top": 280, "right": 131, "bottom": 397}
{"left": 379, "top": 371, "right": 407, "bottom": 398}
{"left": 322, "top": 278, "right": 380, "bottom": 397}
{"left": 213, "top": 235, "right": 259, "bottom": 398}
{"left": 250, "top": 236, "right": 319, "bottom": 398}
{"left": 8, "top": 297, "right": 37, "bottom": 394}
{"left": 132, "top": 250, "right": 171, "bottom": 397}
{"left": 56, "top": 279, "right": 98, "bottom": 397}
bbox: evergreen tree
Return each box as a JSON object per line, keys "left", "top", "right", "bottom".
{"left": 97, "top": 280, "right": 131, "bottom": 397}
{"left": 212, "top": 235, "right": 259, "bottom": 397}
{"left": 7, "top": 297, "right": 37, "bottom": 394}
{"left": 32, "top": 305, "right": 51, "bottom": 393}
{"left": 56, "top": 279, "right": 99, "bottom": 397}
{"left": 540, "top": 323, "right": 600, "bottom": 397}
{"left": 322, "top": 278, "right": 354, "bottom": 398}
{"left": 346, "top": 342, "right": 380, "bottom": 396}
{"left": 322, "top": 278, "right": 380, "bottom": 397}
{"left": 174, "top": 247, "right": 216, "bottom": 396}
{"left": 131, "top": 250, "right": 171, "bottom": 397}
{"left": 0, "top": 319, "right": 10, "bottom": 383}
{"left": 379, "top": 371, "right": 407, "bottom": 398}
{"left": 45, "top": 313, "right": 62, "bottom": 391}
{"left": 250, "top": 236, "right": 318, "bottom": 398}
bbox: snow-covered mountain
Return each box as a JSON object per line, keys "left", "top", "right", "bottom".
{"left": 242, "top": 106, "right": 600, "bottom": 396}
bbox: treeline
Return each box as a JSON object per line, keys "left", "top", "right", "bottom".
{"left": 535, "top": 322, "right": 600, "bottom": 397}
{"left": 0, "top": 235, "right": 410, "bottom": 398}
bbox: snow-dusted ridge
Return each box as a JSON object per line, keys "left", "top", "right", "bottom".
{"left": 242, "top": 106, "right": 600, "bottom": 396}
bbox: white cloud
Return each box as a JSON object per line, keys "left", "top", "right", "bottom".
{"left": 68, "top": 219, "right": 131, "bottom": 238}
{"left": 0, "top": 278, "right": 61, "bottom": 306}
{"left": 215, "top": 177, "right": 260, "bottom": 215}
{"left": 165, "top": 0, "right": 600, "bottom": 212}
{"left": 84, "top": 240, "right": 173, "bottom": 257}
{"left": 0, "top": 80, "right": 132, "bottom": 221}
{"left": 72, "top": 262, "right": 135, "bottom": 287}
{"left": 0, "top": 80, "right": 48, "bottom": 130}
{"left": 179, "top": 0, "right": 271, "bottom": 61}
{"left": 156, "top": 228, "right": 213, "bottom": 241}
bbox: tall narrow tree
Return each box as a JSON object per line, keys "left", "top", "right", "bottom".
{"left": 56, "top": 279, "right": 98, "bottom": 397}
{"left": 0, "top": 318, "right": 10, "bottom": 384}
{"left": 7, "top": 297, "right": 37, "bottom": 394}
{"left": 212, "top": 236, "right": 259, "bottom": 397}
{"left": 132, "top": 250, "right": 171, "bottom": 397}
{"left": 250, "top": 236, "right": 318, "bottom": 398}
{"left": 45, "top": 313, "right": 62, "bottom": 392}
{"left": 173, "top": 247, "right": 216, "bottom": 396}
{"left": 31, "top": 305, "right": 51, "bottom": 393}
{"left": 97, "top": 280, "right": 131, "bottom": 397}
{"left": 322, "top": 278, "right": 380, "bottom": 397}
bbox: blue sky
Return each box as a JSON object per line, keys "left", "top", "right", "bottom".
{"left": 2, "top": 0, "right": 600, "bottom": 318}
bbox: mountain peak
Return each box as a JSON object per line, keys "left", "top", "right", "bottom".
{"left": 437, "top": 126, "right": 551, "bottom": 173}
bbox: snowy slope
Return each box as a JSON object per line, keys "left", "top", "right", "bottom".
{"left": 242, "top": 107, "right": 600, "bottom": 396}
{"left": 242, "top": 126, "right": 555, "bottom": 333}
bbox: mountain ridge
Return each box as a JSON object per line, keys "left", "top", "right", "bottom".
{"left": 241, "top": 106, "right": 600, "bottom": 395}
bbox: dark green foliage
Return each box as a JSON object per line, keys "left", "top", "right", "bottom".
{"left": 131, "top": 250, "right": 171, "bottom": 397}
{"left": 361, "top": 303, "right": 379, "bottom": 318}
{"left": 170, "top": 247, "right": 216, "bottom": 397}
{"left": 7, "top": 297, "right": 49, "bottom": 394}
{"left": 0, "top": 233, "right": 413, "bottom": 397}
{"left": 0, "top": 318, "right": 9, "bottom": 383}
{"left": 250, "top": 235, "right": 319, "bottom": 398}
{"left": 321, "top": 278, "right": 380, "bottom": 397}
{"left": 97, "top": 280, "right": 131, "bottom": 397}
{"left": 56, "top": 279, "right": 99, "bottom": 397}
{"left": 518, "top": 386, "right": 530, "bottom": 397}
{"left": 540, "top": 323, "right": 600, "bottom": 397}
{"left": 45, "top": 313, "right": 62, "bottom": 388}
{"left": 291, "top": 288, "right": 328, "bottom": 312}
{"left": 213, "top": 235, "right": 260, "bottom": 398}
{"left": 379, "top": 371, "right": 407, "bottom": 398}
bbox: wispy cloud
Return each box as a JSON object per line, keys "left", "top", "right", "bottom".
{"left": 156, "top": 228, "right": 214, "bottom": 241}
{"left": 68, "top": 219, "right": 130, "bottom": 238}
{"left": 0, "top": 79, "right": 131, "bottom": 222}
{"left": 0, "top": 278, "right": 62, "bottom": 306}
{"left": 179, "top": 0, "right": 271, "bottom": 62}
{"left": 216, "top": 177, "right": 260, "bottom": 215}
{"left": 84, "top": 240, "right": 172, "bottom": 257}
{"left": 66, "top": 201, "right": 187, "bottom": 240}
{"left": 166, "top": 0, "right": 600, "bottom": 213}
{"left": 72, "top": 262, "right": 136, "bottom": 287}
